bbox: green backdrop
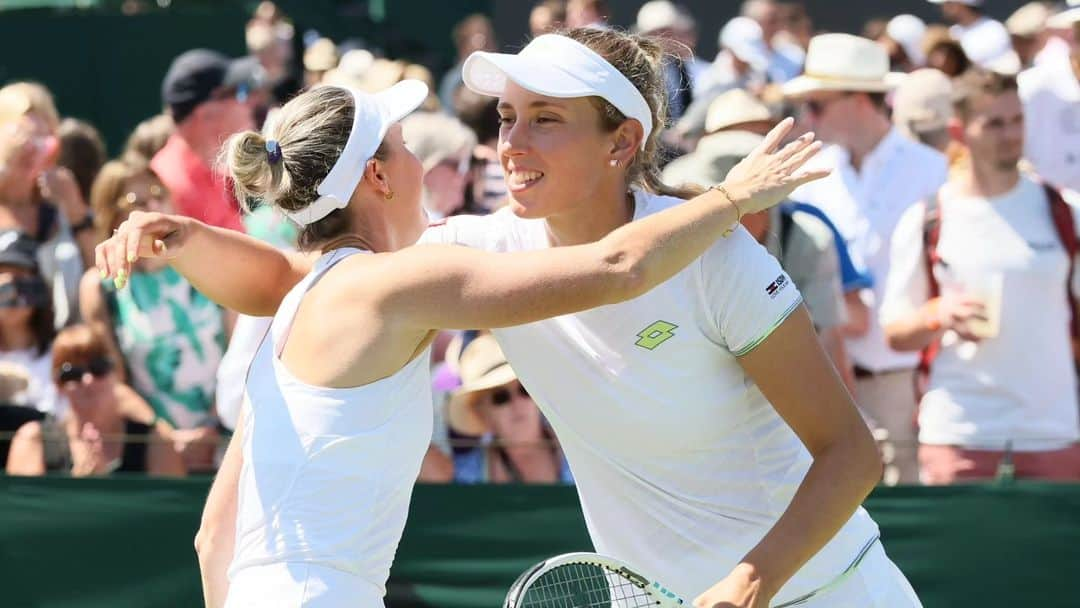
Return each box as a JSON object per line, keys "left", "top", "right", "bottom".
{"left": 1, "top": 477, "right": 1078, "bottom": 607}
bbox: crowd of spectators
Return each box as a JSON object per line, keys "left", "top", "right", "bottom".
{"left": 2, "top": 0, "right": 1079, "bottom": 486}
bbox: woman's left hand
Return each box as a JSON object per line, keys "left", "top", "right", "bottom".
{"left": 693, "top": 566, "right": 771, "bottom": 608}
{"left": 37, "top": 166, "right": 89, "bottom": 223}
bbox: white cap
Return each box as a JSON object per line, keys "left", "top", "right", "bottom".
{"left": 719, "top": 17, "right": 770, "bottom": 72}
{"left": 892, "top": 68, "right": 954, "bottom": 137}
{"left": 635, "top": 0, "right": 692, "bottom": 33}
{"left": 886, "top": 14, "right": 927, "bottom": 66}
{"left": 959, "top": 19, "right": 1018, "bottom": 72}
{"left": 462, "top": 34, "right": 653, "bottom": 148}
{"left": 1006, "top": 2, "right": 1051, "bottom": 37}
{"left": 1047, "top": 0, "right": 1080, "bottom": 29}
{"left": 286, "top": 80, "right": 429, "bottom": 226}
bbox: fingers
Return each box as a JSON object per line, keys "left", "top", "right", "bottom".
{"left": 789, "top": 168, "right": 832, "bottom": 188}
{"left": 758, "top": 116, "right": 795, "bottom": 155}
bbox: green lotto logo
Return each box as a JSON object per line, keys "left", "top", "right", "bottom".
{"left": 635, "top": 320, "right": 678, "bottom": 350}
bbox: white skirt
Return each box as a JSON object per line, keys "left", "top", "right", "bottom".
{"left": 800, "top": 541, "right": 923, "bottom": 607}
{"left": 225, "top": 562, "right": 383, "bottom": 608}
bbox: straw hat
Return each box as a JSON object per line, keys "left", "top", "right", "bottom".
{"left": 892, "top": 68, "right": 954, "bottom": 138}
{"left": 1047, "top": 0, "right": 1080, "bottom": 29}
{"left": 303, "top": 38, "right": 338, "bottom": 72}
{"left": 704, "top": 88, "right": 773, "bottom": 133}
{"left": 445, "top": 333, "right": 519, "bottom": 436}
{"left": 782, "top": 34, "right": 901, "bottom": 98}
{"left": 1006, "top": 2, "right": 1052, "bottom": 37}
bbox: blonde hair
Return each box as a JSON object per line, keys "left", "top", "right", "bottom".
{"left": 122, "top": 113, "right": 175, "bottom": 166}
{"left": 223, "top": 85, "right": 388, "bottom": 250}
{"left": 90, "top": 160, "right": 163, "bottom": 244}
{"left": 0, "top": 82, "right": 60, "bottom": 131}
{"left": 559, "top": 28, "right": 701, "bottom": 199}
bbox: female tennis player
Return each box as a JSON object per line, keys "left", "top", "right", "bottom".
{"left": 97, "top": 78, "right": 823, "bottom": 606}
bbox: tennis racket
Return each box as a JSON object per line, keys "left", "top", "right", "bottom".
{"left": 503, "top": 552, "right": 687, "bottom": 608}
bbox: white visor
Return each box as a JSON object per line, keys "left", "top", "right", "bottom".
{"left": 462, "top": 34, "right": 653, "bottom": 149}
{"left": 286, "top": 79, "right": 429, "bottom": 226}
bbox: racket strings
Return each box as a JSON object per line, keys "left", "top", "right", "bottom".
{"left": 517, "top": 562, "right": 659, "bottom": 607}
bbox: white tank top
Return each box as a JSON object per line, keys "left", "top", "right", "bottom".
{"left": 228, "top": 248, "right": 433, "bottom": 596}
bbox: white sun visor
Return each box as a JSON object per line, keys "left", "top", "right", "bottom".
{"left": 286, "top": 79, "right": 429, "bottom": 226}
{"left": 462, "top": 34, "right": 653, "bottom": 149}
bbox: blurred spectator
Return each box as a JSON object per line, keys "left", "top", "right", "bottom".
{"left": 402, "top": 112, "right": 477, "bottom": 220}
{"left": 882, "top": 68, "right": 1080, "bottom": 483}
{"left": 245, "top": 19, "right": 294, "bottom": 85}
{"left": 0, "top": 83, "right": 95, "bottom": 328}
{"left": 438, "top": 14, "right": 496, "bottom": 112}
{"left": 882, "top": 14, "right": 928, "bottom": 71}
{"left": 892, "top": 68, "right": 955, "bottom": 154}
{"left": 635, "top": 1, "right": 703, "bottom": 121}
{"left": 454, "top": 87, "right": 507, "bottom": 213}
{"left": 784, "top": 33, "right": 949, "bottom": 485}
{"left": 52, "top": 324, "right": 184, "bottom": 477}
{"left": 0, "top": 362, "right": 44, "bottom": 475}
{"left": 530, "top": 0, "right": 567, "bottom": 37}
{"left": 923, "top": 27, "right": 972, "bottom": 77}
{"left": 121, "top": 113, "right": 174, "bottom": 166}
{"left": 81, "top": 160, "right": 226, "bottom": 473}
{"left": 1042, "top": 0, "right": 1080, "bottom": 65}
{"left": 690, "top": 17, "right": 770, "bottom": 120}
{"left": 153, "top": 49, "right": 256, "bottom": 232}
{"left": 56, "top": 118, "right": 106, "bottom": 206}
{"left": 741, "top": 0, "right": 804, "bottom": 82}
{"left": 862, "top": 18, "right": 889, "bottom": 43}
{"left": 775, "top": 1, "right": 813, "bottom": 52}
{"left": 566, "top": 0, "right": 609, "bottom": 30}
{"left": 1006, "top": 2, "right": 1055, "bottom": 68}
{"left": 403, "top": 64, "right": 442, "bottom": 112}
{"left": 1020, "top": 2, "right": 1080, "bottom": 193}
{"left": 0, "top": 230, "right": 59, "bottom": 474}
{"left": 928, "top": 0, "right": 1016, "bottom": 72}
{"left": 446, "top": 333, "right": 568, "bottom": 484}
{"left": 302, "top": 37, "right": 338, "bottom": 88}
{"left": 664, "top": 88, "right": 855, "bottom": 394}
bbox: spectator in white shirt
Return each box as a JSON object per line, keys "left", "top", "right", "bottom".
{"left": 929, "top": 0, "right": 1016, "bottom": 71}
{"left": 892, "top": 68, "right": 955, "bottom": 154}
{"left": 740, "top": 0, "right": 803, "bottom": 83}
{"left": 784, "top": 33, "right": 949, "bottom": 484}
{"left": 1006, "top": 2, "right": 1055, "bottom": 69}
{"left": 1019, "top": 3, "right": 1080, "bottom": 193}
{"left": 881, "top": 68, "right": 1080, "bottom": 484}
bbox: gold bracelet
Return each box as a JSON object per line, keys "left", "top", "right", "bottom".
{"left": 711, "top": 184, "right": 742, "bottom": 238}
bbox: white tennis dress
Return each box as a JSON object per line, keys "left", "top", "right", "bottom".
{"left": 424, "top": 190, "right": 922, "bottom": 607}
{"left": 225, "top": 248, "right": 433, "bottom": 608}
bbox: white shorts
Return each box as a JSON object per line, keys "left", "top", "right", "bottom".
{"left": 799, "top": 541, "right": 922, "bottom": 607}
{"left": 225, "top": 562, "right": 383, "bottom": 608}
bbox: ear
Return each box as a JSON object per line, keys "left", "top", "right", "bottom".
{"left": 609, "top": 118, "right": 646, "bottom": 166}
{"left": 946, "top": 116, "right": 965, "bottom": 145}
{"left": 363, "top": 157, "right": 392, "bottom": 197}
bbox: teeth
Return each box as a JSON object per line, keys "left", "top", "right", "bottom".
{"left": 509, "top": 170, "right": 543, "bottom": 186}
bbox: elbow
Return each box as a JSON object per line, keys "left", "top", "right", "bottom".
{"left": 600, "top": 242, "right": 650, "bottom": 301}
{"left": 883, "top": 323, "right": 916, "bottom": 352}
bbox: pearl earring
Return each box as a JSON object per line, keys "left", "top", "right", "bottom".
{"left": 609, "top": 159, "right": 619, "bottom": 168}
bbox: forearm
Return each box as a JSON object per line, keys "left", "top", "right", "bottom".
{"left": 885, "top": 299, "right": 943, "bottom": 352}
{"left": 197, "top": 532, "right": 235, "bottom": 608}
{"left": 600, "top": 183, "right": 745, "bottom": 298}
{"left": 73, "top": 230, "right": 97, "bottom": 272}
{"left": 736, "top": 422, "right": 880, "bottom": 599}
{"left": 171, "top": 221, "right": 310, "bottom": 316}
{"left": 195, "top": 414, "right": 244, "bottom": 608}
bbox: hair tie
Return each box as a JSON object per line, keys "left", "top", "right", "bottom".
{"left": 265, "top": 139, "right": 283, "bottom": 165}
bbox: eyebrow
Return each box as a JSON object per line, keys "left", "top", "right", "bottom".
{"left": 497, "top": 100, "right": 569, "bottom": 111}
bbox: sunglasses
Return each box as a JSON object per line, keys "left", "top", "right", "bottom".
{"left": 804, "top": 93, "right": 851, "bottom": 117}
{"left": 56, "top": 357, "right": 113, "bottom": 384}
{"left": 117, "top": 184, "right": 167, "bottom": 211}
{"left": 490, "top": 383, "right": 530, "bottom": 406}
{"left": 0, "top": 277, "right": 48, "bottom": 309}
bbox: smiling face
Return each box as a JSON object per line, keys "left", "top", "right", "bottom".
{"left": 496, "top": 82, "right": 621, "bottom": 220}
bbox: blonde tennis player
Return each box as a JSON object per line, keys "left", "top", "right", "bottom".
{"left": 97, "top": 76, "right": 823, "bottom": 606}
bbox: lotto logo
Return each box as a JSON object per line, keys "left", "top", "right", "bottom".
{"left": 635, "top": 320, "right": 678, "bottom": 350}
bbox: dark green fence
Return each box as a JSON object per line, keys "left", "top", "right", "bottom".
{"left": 2, "top": 477, "right": 1079, "bottom": 607}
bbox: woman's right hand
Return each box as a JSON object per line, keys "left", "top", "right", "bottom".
{"left": 721, "top": 117, "right": 831, "bottom": 216}
{"left": 95, "top": 211, "right": 193, "bottom": 287}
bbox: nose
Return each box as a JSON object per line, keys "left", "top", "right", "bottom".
{"left": 498, "top": 118, "right": 529, "bottom": 159}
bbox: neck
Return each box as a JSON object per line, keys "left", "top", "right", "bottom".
{"left": 0, "top": 324, "right": 37, "bottom": 351}
{"left": 328, "top": 197, "right": 425, "bottom": 254}
{"left": 845, "top": 115, "right": 892, "bottom": 171}
{"left": 956, "top": 157, "right": 1020, "bottom": 198}
{"left": 544, "top": 185, "right": 634, "bottom": 248}
{"left": 0, "top": 175, "right": 37, "bottom": 207}
{"left": 175, "top": 123, "right": 221, "bottom": 169}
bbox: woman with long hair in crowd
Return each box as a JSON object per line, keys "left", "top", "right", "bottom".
{"left": 98, "top": 73, "right": 821, "bottom": 605}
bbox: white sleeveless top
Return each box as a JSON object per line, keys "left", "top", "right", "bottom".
{"left": 228, "top": 248, "right": 433, "bottom": 596}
